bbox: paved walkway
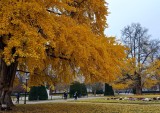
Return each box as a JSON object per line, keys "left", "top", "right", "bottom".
{"left": 12, "top": 96, "right": 103, "bottom": 105}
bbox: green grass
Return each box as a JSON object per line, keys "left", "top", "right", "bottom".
{"left": 6, "top": 95, "right": 160, "bottom": 113}
{"left": 75, "top": 94, "right": 160, "bottom": 105}
{"left": 76, "top": 98, "right": 160, "bottom": 105}
{"left": 8, "top": 102, "right": 160, "bottom": 113}
{"left": 116, "top": 94, "right": 160, "bottom": 98}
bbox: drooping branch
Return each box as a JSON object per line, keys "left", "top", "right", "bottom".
{"left": 16, "top": 70, "right": 30, "bottom": 74}
{"left": 46, "top": 9, "right": 62, "bottom": 15}
{"left": 0, "top": 36, "right": 6, "bottom": 50}
{"left": 46, "top": 45, "right": 71, "bottom": 61}
{"left": 73, "top": 0, "right": 86, "bottom": 7}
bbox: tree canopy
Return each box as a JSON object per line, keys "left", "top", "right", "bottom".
{"left": 112, "top": 23, "right": 160, "bottom": 94}
{"left": 0, "top": 0, "right": 126, "bottom": 87}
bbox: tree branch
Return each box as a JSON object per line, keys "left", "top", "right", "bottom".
{"left": 47, "top": 9, "right": 62, "bottom": 15}
{"left": 16, "top": 70, "right": 30, "bottom": 74}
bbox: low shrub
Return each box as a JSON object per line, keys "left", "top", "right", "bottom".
{"left": 29, "top": 86, "right": 48, "bottom": 100}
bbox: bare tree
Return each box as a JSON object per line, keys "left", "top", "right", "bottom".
{"left": 121, "top": 23, "right": 160, "bottom": 94}
{"left": 86, "top": 82, "right": 104, "bottom": 96}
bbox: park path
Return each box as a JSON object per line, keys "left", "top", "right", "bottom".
{"left": 12, "top": 96, "right": 103, "bottom": 105}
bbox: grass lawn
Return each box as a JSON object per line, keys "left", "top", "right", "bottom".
{"left": 7, "top": 95, "right": 160, "bottom": 113}
{"left": 76, "top": 96, "right": 160, "bottom": 105}
{"left": 8, "top": 102, "right": 160, "bottom": 113}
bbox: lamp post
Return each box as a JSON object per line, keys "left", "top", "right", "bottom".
{"left": 24, "top": 77, "right": 28, "bottom": 104}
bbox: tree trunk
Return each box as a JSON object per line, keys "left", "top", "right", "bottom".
{"left": 0, "top": 58, "right": 18, "bottom": 109}
{"left": 94, "top": 90, "right": 96, "bottom": 96}
{"left": 135, "top": 74, "right": 142, "bottom": 95}
{"left": 135, "top": 86, "right": 142, "bottom": 95}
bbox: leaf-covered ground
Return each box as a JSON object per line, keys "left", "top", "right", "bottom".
{"left": 6, "top": 102, "right": 160, "bottom": 113}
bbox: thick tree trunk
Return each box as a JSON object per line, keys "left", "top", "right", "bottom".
{"left": 135, "top": 74, "right": 142, "bottom": 95}
{"left": 0, "top": 58, "right": 18, "bottom": 109}
{"left": 135, "top": 86, "right": 142, "bottom": 95}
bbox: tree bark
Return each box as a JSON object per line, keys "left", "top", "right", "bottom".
{"left": 0, "top": 58, "right": 18, "bottom": 108}
{"left": 135, "top": 74, "right": 142, "bottom": 95}
{"left": 94, "top": 90, "right": 96, "bottom": 96}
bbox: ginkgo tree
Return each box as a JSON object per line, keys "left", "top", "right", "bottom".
{"left": 115, "top": 23, "right": 160, "bottom": 94}
{"left": 146, "top": 59, "right": 160, "bottom": 89}
{"left": 0, "top": 0, "right": 126, "bottom": 108}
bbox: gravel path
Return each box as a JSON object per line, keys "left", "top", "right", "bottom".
{"left": 12, "top": 96, "right": 103, "bottom": 104}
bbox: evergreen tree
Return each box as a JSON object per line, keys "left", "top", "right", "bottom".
{"left": 69, "top": 82, "right": 87, "bottom": 98}
{"left": 29, "top": 86, "right": 48, "bottom": 100}
{"left": 81, "top": 83, "right": 88, "bottom": 97}
{"left": 104, "top": 83, "right": 114, "bottom": 96}
{"left": 38, "top": 86, "right": 48, "bottom": 100}
{"left": 29, "top": 86, "right": 38, "bottom": 100}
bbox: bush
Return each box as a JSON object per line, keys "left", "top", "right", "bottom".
{"left": 29, "top": 86, "right": 38, "bottom": 100}
{"left": 142, "top": 91, "right": 160, "bottom": 94}
{"left": 80, "top": 83, "right": 88, "bottom": 96}
{"left": 132, "top": 88, "right": 136, "bottom": 94}
{"left": 29, "top": 86, "right": 48, "bottom": 100}
{"left": 104, "top": 83, "right": 114, "bottom": 96}
{"left": 96, "top": 89, "right": 104, "bottom": 94}
{"left": 69, "top": 81, "right": 87, "bottom": 98}
{"left": 38, "top": 86, "right": 48, "bottom": 100}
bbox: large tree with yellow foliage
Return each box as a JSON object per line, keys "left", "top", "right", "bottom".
{"left": 0, "top": 0, "right": 126, "bottom": 108}
{"left": 115, "top": 23, "right": 160, "bottom": 94}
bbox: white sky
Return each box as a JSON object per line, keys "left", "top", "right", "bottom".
{"left": 104, "top": 0, "right": 160, "bottom": 40}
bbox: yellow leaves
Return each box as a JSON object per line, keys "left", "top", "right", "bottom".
{"left": 147, "top": 60, "right": 160, "bottom": 75}
{"left": 0, "top": 0, "right": 127, "bottom": 85}
{"left": 112, "top": 83, "right": 128, "bottom": 90}
{"left": 22, "top": 84, "right": 30, "bottom": 92}
{"left": 25, "top": 58, "right": 45, "bottom": 74}
{"left": 13, "top": 76, "right": 20, "bottom": 87}
{"left": 122, "top": 58, "right": 136, "bottom": 74}
{"left": 44, "top": 0, "right": 76, "bottom": 13}
{"left": 143, "top": 78, "right": 158, "bottom": 89}
{"left": 28, "top": 72, "right": 55, "bottom": 87}
{"left": 49, "top": 85, "right": 55, "bottom": 90}
{"left": 112, "top": 80, "right": 133, "bottom": 90}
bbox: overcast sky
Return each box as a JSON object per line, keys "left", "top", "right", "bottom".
{"left": 104, "top": 0, "right": 160, "bottom": 40}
